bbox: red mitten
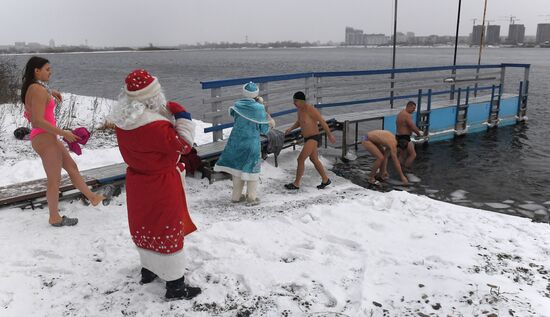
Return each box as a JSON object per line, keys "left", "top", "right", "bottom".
{"left": 167, "top": 101, "right": 186, "bottom": 114}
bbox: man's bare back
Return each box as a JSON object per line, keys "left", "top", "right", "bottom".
{"left": 366, "top": 130, "right": 398, "bottom": 150}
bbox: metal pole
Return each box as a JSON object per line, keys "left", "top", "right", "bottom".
{"left": 390, "top": 0, "right": 398, "bottom": 108}
{"left": 450, "top": 0, "right": 462, "bottom": 100}
{"left": 453, "top": 0, "right": 462, "bottom": 67}
{"left": 475, "top": 0, "right": 488, "bottom": 97}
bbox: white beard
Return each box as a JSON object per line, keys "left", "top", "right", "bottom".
{"left": 110, "top": 90, "right": 175, "bottom": 129}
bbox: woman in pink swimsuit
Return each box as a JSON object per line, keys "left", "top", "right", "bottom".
{"left": 21, "top": 56, "right": 105, "bottom": 227}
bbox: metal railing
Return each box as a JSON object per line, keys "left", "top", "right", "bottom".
{"left": 200, "top": 63, "right": 530, "bottom": 142}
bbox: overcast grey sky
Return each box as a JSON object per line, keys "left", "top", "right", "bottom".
{"left": 1, "top": 0, "right": 549, "bottom": 47}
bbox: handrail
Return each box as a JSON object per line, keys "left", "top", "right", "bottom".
{"left": 201, "top": 72, "right": 313, "bottom": 89}
{"left": 200, "top": 64, "right": 509, "bottom": 89}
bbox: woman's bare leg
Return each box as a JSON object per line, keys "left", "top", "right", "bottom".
{"left": 32, "top": 134, "right": 63, "bottom": 224}
{"left": 57, "top": 141, "right": 104, "bottom": 206}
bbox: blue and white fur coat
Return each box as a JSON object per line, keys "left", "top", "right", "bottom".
{"left": 214, "top": 98, "right": 270, "bottom": 180}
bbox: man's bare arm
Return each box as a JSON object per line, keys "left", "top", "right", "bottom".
{"left": 407, "top": 115, "right": 422, "bottom": 136}
{"left": 310, "top": 107, "right": 331, "bottom": 134}
{"left": 310, "top": 106, "right": 336, "bottom": 143}
{"left": 285, "top": 120, "right": 300, "bottom": 134}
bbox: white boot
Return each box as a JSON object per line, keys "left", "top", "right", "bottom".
{"left": 246, "top": 180, "right": 260, "bottom": 205}
{"left": 231, "top": 176, "right": 245, "bottom": 202}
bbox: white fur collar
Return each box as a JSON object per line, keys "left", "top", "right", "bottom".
{"left": 116, "top": 109, "right": 172, "bottom": 130}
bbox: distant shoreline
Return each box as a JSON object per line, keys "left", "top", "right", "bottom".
{"left": 1, "top": 45, "right": 548, "bottom": 56}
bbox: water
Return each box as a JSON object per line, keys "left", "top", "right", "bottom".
{"left": 5, "top": 47, "right": 550, "bottom": 218}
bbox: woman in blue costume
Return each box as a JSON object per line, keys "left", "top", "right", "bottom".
{"left": 214, "top": 82, "right": 270, "bottom": 204}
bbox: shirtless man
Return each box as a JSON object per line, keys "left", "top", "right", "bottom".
{"left": 396, "top": 101, "right": 424, "bottom": 171}
{"left": 284, "top": 91, "right": 336, "bottom": 190}
{"left": 361, "top": 130, "right": 408, "bottom": 186}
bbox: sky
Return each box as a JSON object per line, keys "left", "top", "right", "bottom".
{"left": 1, "top": 0, "right": 549, "bottom": 47}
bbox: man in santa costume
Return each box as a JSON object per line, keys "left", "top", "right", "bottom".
{"left": 110, "top": 69, "right": 201, "bottom": 300}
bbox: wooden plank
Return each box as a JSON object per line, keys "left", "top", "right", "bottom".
{"left": 0, "top": 163, "right": 128, "bottom": 207}
{"left": 0, "top": 175, "right": 97, "bottom": 206}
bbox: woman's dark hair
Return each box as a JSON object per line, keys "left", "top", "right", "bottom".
{"left": 21, "top": 56, "right": 49, "bottom": 104}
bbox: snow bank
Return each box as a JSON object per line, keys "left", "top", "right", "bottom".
{"left": 0, "top": 95, "right": 549, "bottom": 316}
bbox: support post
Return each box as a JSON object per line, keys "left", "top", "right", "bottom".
{"left": 451, "top": 0, "right": 462, "bottom": 100}
{"left": 426, "top": 89, "right": 432, "bottom": 135}
{"left": 499, "top": 66, "right": 506, "bottom": 96}
{"left": 341, "top": 121, "right": 349, "bottom": 160}
{"left": 390, "top": 0, "right": 398, "bottom": 109}
{"left": 211, "top": 88, "right": 222, "bottom": 142}
{"left": 416, "top": 89, "right": 423, "bottom": 127}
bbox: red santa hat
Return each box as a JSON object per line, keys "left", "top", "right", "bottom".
{"left": 124, "top": 69, "right": 161, "bottom": 101}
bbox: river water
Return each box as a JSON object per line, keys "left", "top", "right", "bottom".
{"left": 7, "top": 47, "right": 550, "bottom": 219}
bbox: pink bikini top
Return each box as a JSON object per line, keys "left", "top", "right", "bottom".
{"left": 24, "top": 98, "right": 56, "bottom": 127}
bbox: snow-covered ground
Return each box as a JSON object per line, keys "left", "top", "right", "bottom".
{"left": 0, "top": 95, "right": 549, "bottom": 316}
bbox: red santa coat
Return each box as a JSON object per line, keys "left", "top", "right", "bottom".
{"left": 115, "top": 111, "right": 196, "bottom": 280}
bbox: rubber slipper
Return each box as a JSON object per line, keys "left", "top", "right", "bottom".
{"left": 51, "top": 215, "right": 78, "bottom": 227}
{"left": 284, "top": 183, "right": 300, "bottom": 190}
{"left": 367, "top": 179, "right": 381, "bottom": 186}
{"left": 316, "top": 179, "right": 332, "bottom": 189}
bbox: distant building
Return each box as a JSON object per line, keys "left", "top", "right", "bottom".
{"left": 49, "top": 39, "right": 56, "bottom": 48}
{"left": 471, "top": 25, "right": 484, "bottom": 45}
{"left": 27, "top": 42, "right": 42, "bottom": 50}
{"left": 486, "top": 25, "right": 501, "bottom": 45}
{"left": 366, "top": 34, "right": 389, "bottom": 45}
{"left": 392, "top": 32, "right": 407, "bottom": 44}
{"left": 345, "top": 27, "right": 366, "bottom": 45}
{"left": 14, "top": 42, "right": 26, "bottom": 49}
{"left": 406, "top": 32, "right": 415, "bottom": 44}
{"left": 507, "top": 24, "right": 525, "bottom": 44}
{"left": 536, "top": 23, "right": 550, "bottom": 44}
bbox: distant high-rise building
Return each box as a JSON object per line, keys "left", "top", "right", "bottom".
{"left": 345, "top": 27, "right": 367, "bottom": 45}
{"left": 536, "top": 23, "right": 550, "bottom": 44}
{"left": 486, "top": 25, "right": 501, "bottom": 45}
{"left": 507, "top": 24, "right": 525, "bottom": 44}
{"left": 471, "top": 25, "right": 484, "bottom": 45}
{"left": 406, "top": 32, "right": 415, "bottom": 44}
{"left": 366, "top": 34, "right": 389, "bottom": 45}
{"left": 49, "top": 39, "right": 56, "bottom": 48}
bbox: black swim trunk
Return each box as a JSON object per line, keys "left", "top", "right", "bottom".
{"left": 304, "top": 134, "right": 322, "bottom": 144}
{"left": 396, "top": 134, "right": 411, "bottom": 150}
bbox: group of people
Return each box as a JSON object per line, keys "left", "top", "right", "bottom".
{"left": 20, "top": 55, "right": 423, "bottom": 301}
{"left": 361, "top": 101, "right": 425, "bottom": 186}
{"left": 214, "top": 86, "right": 337, "bottom": 204}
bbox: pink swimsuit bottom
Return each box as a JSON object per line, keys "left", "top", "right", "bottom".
{"left": 25, "top": 98, "right": 57, "bottom": 140}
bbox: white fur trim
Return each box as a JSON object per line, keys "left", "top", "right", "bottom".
{"left": 175, "top": 118, "right": 196, "bottom": 147}
{"left": 125, "top": 77, "right": 161, "bottom": 101}
{"left": 116, "top": 109, "right": 171, "bottom": 130}
{"left": 213, "top": 165, "right": 260, "bottom": 181}
{"left": 229, "top": 106, "right": 270, "bottom": 124}
{"left": 137, "top": 247, "right": 186, "bottom": 281}
{"left": 242, "top": 85, "right": 259, "bottom": 98}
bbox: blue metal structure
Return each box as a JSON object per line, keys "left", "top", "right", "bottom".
{"left": 200, "top": 63, "right": 530, "bottom": 144}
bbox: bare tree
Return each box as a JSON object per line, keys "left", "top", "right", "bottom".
{"left": 0, "top": 57, "right": 19, "bottom": 105}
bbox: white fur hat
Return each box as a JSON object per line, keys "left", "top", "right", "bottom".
{"left": 242, "top": 82, "right": 259, "bottom": 99}
{"left": 124, "top": 69, "right": 161, "bottom": 101}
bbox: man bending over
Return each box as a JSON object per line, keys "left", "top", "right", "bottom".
{"left": 362, "top": 130, "right": 408, "bottom": 186}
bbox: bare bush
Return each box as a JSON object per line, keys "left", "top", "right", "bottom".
{"left": 0, "top": 57, "right": 19, "bottom": 104}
